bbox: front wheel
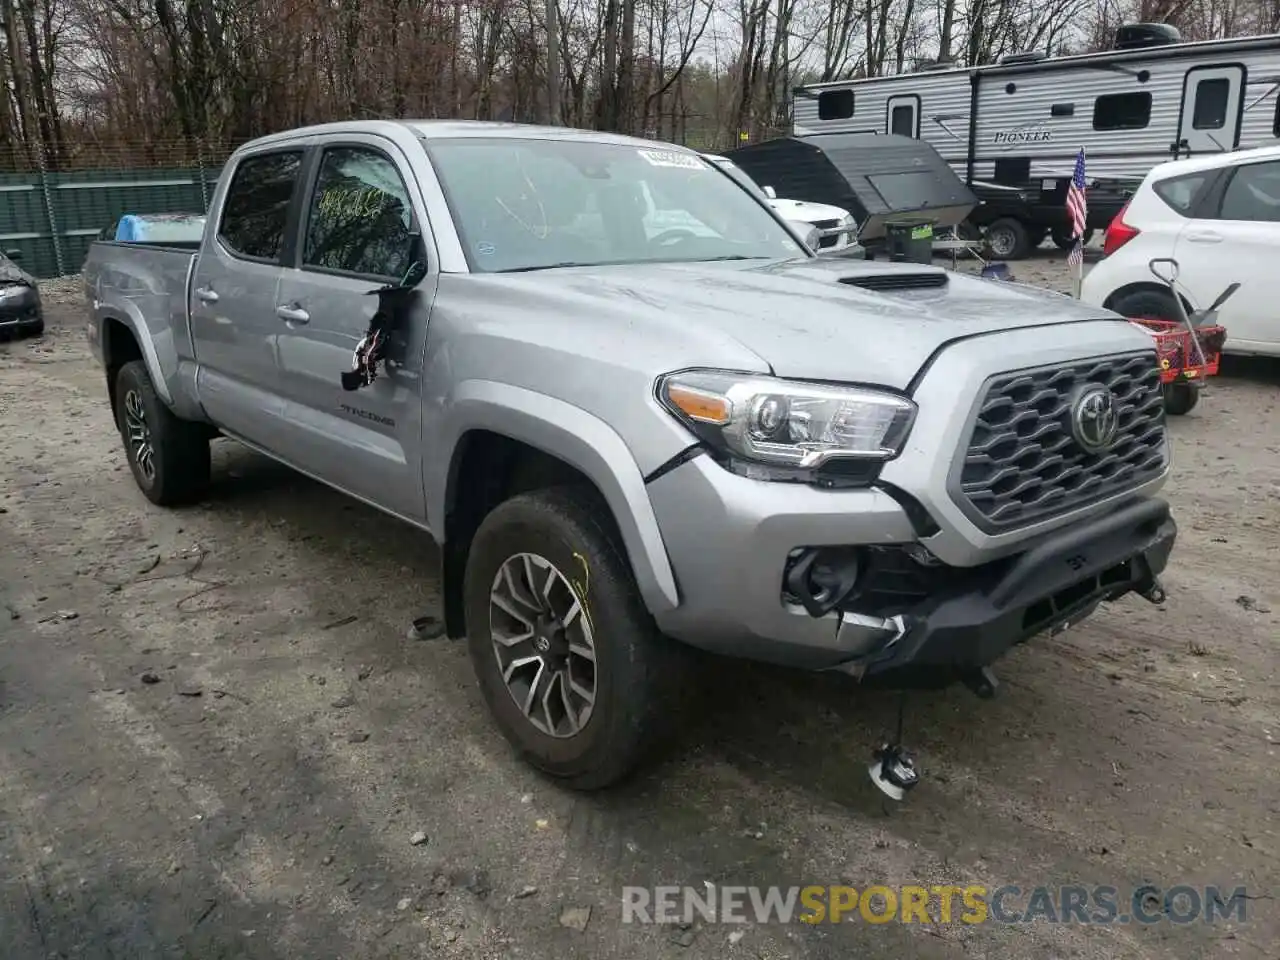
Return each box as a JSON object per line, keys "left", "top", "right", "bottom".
{"left": 1163, "top": 382, "right": 1200, "bottom": 415}
{"left": 114, "top": 360, "right": 211, "bottom": 505}
{"left": 463, "top": 487, "right": 686, "bottom": 790}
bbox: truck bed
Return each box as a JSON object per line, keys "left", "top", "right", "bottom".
{"left": 83, "top": 240, "right": 200, "bottom": 408}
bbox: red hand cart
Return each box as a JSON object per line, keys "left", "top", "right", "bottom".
{"left": 1125, "top": 258, "right": 1234, "bottom": 416}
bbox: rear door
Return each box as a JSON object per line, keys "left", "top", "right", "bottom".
{"left": 1177, "top": 65, "right": 1245, "bottom": 156}
{"left": 1172, "top": 158, "right": 1280, "bottom": 351}
{"left": 271, "top": 134, "right": 437, "bottom": 521}
{"left": 190, "top": 145, "right": 308, "bottom": 448}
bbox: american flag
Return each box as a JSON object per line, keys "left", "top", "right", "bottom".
{"left": 1066, "top": 147, "right": 1088, "bottom": 270}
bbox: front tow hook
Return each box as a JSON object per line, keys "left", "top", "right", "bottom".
{"left": 1138, "top": 576, "right": 1167, "bottom": 605}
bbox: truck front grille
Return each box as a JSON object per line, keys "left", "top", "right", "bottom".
{"left": 952, "top": 351, "right": 1166, "bottom": 532}
{"left": 814, "top": 218, "right": 842, "bottom": 249}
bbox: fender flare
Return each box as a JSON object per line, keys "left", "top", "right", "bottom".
{"left": 97, "top": 306, "right": 174, "bottom": 406}
{"left": 431, "top": 380, "right": 681, "bottom": 615}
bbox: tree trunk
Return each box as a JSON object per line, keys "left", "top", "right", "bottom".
{"left": 545, "top": 0, "right": 561, "bottom": 124}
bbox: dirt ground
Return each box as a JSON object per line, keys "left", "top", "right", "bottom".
{"left": 1, "top": 257, "right": 1277, "bottom": 960}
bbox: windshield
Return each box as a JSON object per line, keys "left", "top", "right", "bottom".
{"left": 425, "top": 137, "right": 807, "bottom": 272}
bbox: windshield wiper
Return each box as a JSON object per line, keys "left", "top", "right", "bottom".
{"left": 496, "top": 262, "right": 596, "bottom": 273}
{"left": 690, "top": 255, "right": 770, "bottom": 262}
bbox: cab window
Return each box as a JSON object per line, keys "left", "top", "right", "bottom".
{"left": 218, "top": 150, "right": 304, "bottom": 261}
{"left": 303, "top": 146, "right": 417, "bottom": 279}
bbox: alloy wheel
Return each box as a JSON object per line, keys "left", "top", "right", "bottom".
{"left": 123, "top": 389, "right": 155, "bottom": 483}
{"left": 489, "top": 552, "right": 597, "bottom": 738}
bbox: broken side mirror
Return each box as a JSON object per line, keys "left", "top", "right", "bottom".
{"left": 341, "top": 233, "right": 429, "bottom": 392}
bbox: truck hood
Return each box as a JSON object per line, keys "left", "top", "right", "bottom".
{"left": 466, "top": 257, "right": 1127, "bottom": 390}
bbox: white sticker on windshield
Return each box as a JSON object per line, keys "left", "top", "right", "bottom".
{"left": 637, "top": 149, "right": 706, "bottom": 170}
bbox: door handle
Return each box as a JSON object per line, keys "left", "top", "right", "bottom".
{"left": 1185, "top": 230, "right": 1223, "bottom": 244}
{"left": 276, "top": 304, "right": 310, "bottom": 324}
{"left": 194, "top": 286, "right": 219, "bottom": 303}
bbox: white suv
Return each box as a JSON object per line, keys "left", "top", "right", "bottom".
{"left": 1082, "top": 144, "right": 1280, "bottom": 358}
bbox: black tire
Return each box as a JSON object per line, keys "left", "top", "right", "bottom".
{"left": 1051, "top": 227, "right": 1094, "bottom": 251}
{"left": 1163, "top": 382, "right": 1200, "bottom": 416}
{"left": 25, "top": 319, "right": 44, "bottom": 338}
{"left": 985, "top": 217, "right": 1033, "bottom": 260}
{"left": 113, "top": 359, "right": 211, "bottom": 506}
{"left": 1109, "top": 288, "right": 1179, "bottom": 322}
{"left": 463, "top": 486, "right": 686, "bottom": 790}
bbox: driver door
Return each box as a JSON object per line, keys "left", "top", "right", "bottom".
{"left": 271, "top": 136, "right": 438, "bottom": 521}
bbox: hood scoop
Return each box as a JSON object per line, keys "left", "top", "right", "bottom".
{"left": 839, "top": 270, "right": 948, "bottom": 293}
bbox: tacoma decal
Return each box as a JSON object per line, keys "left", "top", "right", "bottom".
{"left": 340, "top": 403, "right": 395, "bottom": 427}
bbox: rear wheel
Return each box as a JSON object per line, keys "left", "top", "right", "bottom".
{"left": 985, "top": 218, "right": 1033, "bottom": 260}
{"left": 114, "top": 360, "right": 211, "bottom": 505}
{"left": 1163, "top": 382, "right": 1200, "bottom": 415}
{"left": 1110, "top": 288, "right": 1180, "bottom": 322}
{"left": 463, "top": 486, "right": 687, "bottom": 790}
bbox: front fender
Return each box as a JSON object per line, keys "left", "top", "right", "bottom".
{"left": 430, "top": 380, "right": 681, "bottom": 615}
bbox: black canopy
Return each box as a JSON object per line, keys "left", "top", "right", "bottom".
{"left": 725, "top": 133, "right": 977, "bottom": 241}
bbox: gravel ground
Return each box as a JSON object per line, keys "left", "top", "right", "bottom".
{"left": 1, "top": 263, "right": 1277, "bottom": 959}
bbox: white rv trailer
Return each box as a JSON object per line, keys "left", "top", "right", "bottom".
{"left": 792, "top": 24, "right": 1280, "bottom": 257}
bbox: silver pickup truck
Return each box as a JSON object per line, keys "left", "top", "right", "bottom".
{"left": 85, "top": 120, "right": 1176, "bottom": 794}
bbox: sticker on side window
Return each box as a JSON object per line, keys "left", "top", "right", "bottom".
{"left": 637, "top": 149, "right": 706, "bottom": 170}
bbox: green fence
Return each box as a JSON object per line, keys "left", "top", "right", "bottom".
{"left": 0, "top": 165, "right": 224, "bottom": 278}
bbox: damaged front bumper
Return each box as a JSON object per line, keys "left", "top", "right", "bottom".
{"left": 829, "top": 497, "right": 1176, "bottom": 687}
{"left": 647, "top": 453, "right": 1176, "bottom": 685}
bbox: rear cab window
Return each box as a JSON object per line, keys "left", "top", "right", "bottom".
{"left": 217, "top": 150, "right": 304, "bottom": 261}
{"left": 1152, "top": 172, "right": 1210, "bottom": 215}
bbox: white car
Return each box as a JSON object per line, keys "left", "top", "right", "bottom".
{"left": 1082, "top": 144, "right": 1280, "bottom": 358}
{"left": 699, "top": 153, "right": 861, "bottom": 256}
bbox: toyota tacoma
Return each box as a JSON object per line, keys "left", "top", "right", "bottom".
{"left": 84, "top": 120, "right": 1177, "bottom": 791}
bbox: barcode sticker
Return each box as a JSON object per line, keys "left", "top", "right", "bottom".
{"left": 637, "top": 149, "right": 706, "bottom": 170}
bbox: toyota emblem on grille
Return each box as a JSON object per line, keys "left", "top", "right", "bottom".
{"left": 1070, "top": 385, "right": 1120, "bottom": 453}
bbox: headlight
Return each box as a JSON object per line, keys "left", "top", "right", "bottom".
{"left": 657, "top": 369, "right": 916, "bottom": 477}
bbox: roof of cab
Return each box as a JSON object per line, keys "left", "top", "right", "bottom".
{"left": 239, "top": 119, "right": 691, "bottom": 153}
